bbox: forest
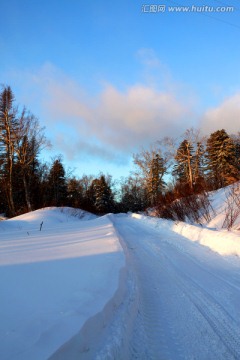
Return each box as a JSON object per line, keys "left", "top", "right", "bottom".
{"left": 0, "top": 85, "right": 240, "bottom": 218}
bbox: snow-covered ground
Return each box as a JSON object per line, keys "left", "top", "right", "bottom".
{"left": 1, "top": 189, "right": 240, "bottom": 359}
{"left": 112, "top": 214, "right": 240, "bottom": 359}
{"left": 141, "top": 183, "right": 240, "bottom": 257}
{"left": 0, "top": 208, "right": 125, "bottom": 359}
{"left": 131, "top": 213, "right": 240, "bottom": 257}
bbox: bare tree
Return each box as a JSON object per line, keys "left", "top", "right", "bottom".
{"left": 133, "top": 142, "right": 169, "bottom": 206}
{"left": 222, "top": 183, "right": 240, "bottom": 230}
{"left": 173, "top": 128, "right": 206, "bottom": 191}
{"left": 15, "top": 108, "right": 50, "bottom": 212}
{"left": 0, "top": 86, "right": 17, "bottom": 216}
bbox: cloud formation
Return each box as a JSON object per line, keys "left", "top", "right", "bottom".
{"left": 8, "top": 59, "right": 240, "bottom": 166}
{"left": 201, "top": 93, "right": 240, "bottom": 135}
{"left": 28, "top": 63, "right": 193, "bottom": 162}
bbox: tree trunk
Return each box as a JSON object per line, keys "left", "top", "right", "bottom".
{"left": 187, "top": 144, "right": 193, "bottom": 190}
{"left": 7, "top": 144, "right": 15, "bottom": 217}
{"left": 8, "top": 179, "right": 15, "bottom": 216}
{"left": 23, "top": 173, "right": 32, "bottom": 212}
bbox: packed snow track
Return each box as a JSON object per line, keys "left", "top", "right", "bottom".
{"left": 111, "top": 215, "right": 240, "bottom": 360}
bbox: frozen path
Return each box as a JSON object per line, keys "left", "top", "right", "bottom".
{"left": 113, "top": 215, "right": 240, "bottom": 360}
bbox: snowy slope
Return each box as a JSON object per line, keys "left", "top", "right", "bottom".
{"left": 0, "top": 208, "right": 125, "bottom": 360}
{"left": 206, "top": 182, "right": 240, "bottom": 231}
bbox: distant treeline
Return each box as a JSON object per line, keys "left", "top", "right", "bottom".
{"left": 0, "top": 85, "right": 239, "bottom": 217}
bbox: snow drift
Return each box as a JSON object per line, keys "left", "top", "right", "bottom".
{"left": 131, "top": 213, "right": 240, "bottom": 257}
{"left": 0, "top": 208, "right": 125, "bottom": 360}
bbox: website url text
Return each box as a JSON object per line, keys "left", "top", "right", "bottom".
{"left": 141, "top": 4, "right": 235, "bottom": 13}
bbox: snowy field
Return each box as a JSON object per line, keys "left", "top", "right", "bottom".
{"left": 0, "top": 208, "right": 125, "bottom": 359}
{"left": 1, "top": 190, "right": 240, "bottom": 359}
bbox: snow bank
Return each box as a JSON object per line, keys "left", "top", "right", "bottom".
{"left": 171, "top": 221, "right": 240, "bottom": 257}
{"left": 0, "top": 207, "right": 96, "bottom": 232}
{"left": 0, "top": 209, "right": 125, "bottom": 360}
{"left": 131, "top": 213, "right": 240, "bottom": 257}
{"left": 131, "top": 183, "right": 240, "bottom": 258}
{"left": 48, "top": 265, "right": 134, "bottom": 360}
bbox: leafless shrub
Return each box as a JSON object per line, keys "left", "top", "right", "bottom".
{"left": 156, "top": 190, "right": 213, "bottom": 224}
{"left": 222, "top": 183, "right": 240, "bottom": 230}
{"left": 197, "top": 192, "right": 214, "bottom": 222}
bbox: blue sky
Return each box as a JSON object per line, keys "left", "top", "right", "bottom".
{"left": 1, "top": 0, "right": 240, "bottom": 180}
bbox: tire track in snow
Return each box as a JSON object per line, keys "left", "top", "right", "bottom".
{"left": 114, "top": 220, "right": 189, "bottom": 360}
{"left": 113, "top": 217, "right": 240, "bottom": 360}
{"left": 151, "top": 230, "right": 240, "bottom": 293}
{"left": 156, "top": 246, "right": 240, "bottom": 359}
{"left": 129, "top": 247, "right": 185, "bottom": 360}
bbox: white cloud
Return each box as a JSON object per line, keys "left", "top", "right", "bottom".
{"left": 5, "top": 61, "right": 196, "bottom": 163}
{"left": 30, "top": 65, "right": 194, "bottom": 161}
{"left": 201, "top": 93, "right": 240, "bottom": 135}
{"left": 5, "top": 58, "right": 240, "bottom": 163}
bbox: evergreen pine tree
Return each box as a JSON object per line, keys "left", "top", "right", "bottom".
{"left": 148, "top": 153, "right": 166, "bottom": 205}
{"left": 120, "top": 179, "right": 147, "bottom": 213}
{"left": 192, "top": 141, "right": 205, "bottom": 188}
{"left": 88, "top": 175, "right": 114, "bottom": 214}
{"left": 205, "top": 129, "right": 239, "bottom": 189}
{"left": 232, "top": 136, "right": 240, "bottom": 173}
{"left": 173, "top": 139, "right": 194, "bottom": 190}
{"left": 47, "top": 158, "right": 67, "bottom": 206}
{"left": 67, "top": 178, "right": 83, "bottom": 208}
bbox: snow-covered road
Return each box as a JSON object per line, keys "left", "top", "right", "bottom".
{"left": 1, "top": 208, "right": 240, "bottom": 359}
{"left": 112, "top": 215, "right": 240, "bottom": 360}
